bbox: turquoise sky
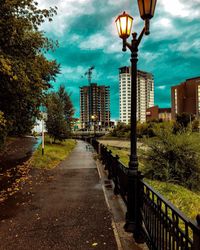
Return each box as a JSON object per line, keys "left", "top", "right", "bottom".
{"left": 38, "top": 0, "right": 200, "bottom": 119}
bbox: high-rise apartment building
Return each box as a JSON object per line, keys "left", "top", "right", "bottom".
{"left": 80, "top": 83, "right": 110, "bottom": 129}
{"left": 171, "top": 77, "right": 200, "bottom": 119}
{"left": 119, "top": 67, "right": 154, "bottom": 124}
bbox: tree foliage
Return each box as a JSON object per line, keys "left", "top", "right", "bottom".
{"left": 46, "top": 87, "right": 74, "bottom": 142}
{"left": 57, "top": 85, "right": 74, "bottom": 130}
{"left": 110, "top": 123, "right": 130, "bottom": 138}
{"left": 143, "top": 128, "right": 200, "bottom": 191}
{"left": 110, "top": 121, "right": 173, "bottom": 139}
{"left": 0, "top": 0, "right": 59, "bottom": 135}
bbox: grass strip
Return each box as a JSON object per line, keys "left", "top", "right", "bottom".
{"left": 31, "top": 136, "right": 76, "bottom": 169}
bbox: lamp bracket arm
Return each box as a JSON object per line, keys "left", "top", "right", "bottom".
{"left": 137, "top": 27, "right": 145, "bottom": 47}
{"left": 125, "top": 41, "right": 132, "bottom": 51}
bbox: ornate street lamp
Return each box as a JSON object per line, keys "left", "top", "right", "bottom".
{"left": 115, "top": 0, "right": 157, "bottom": 242}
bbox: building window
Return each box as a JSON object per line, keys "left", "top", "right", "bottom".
{"left": 175, "top": 89, "right": 178, "bottom": 114}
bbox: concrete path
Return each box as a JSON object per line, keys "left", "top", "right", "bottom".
{"left": 0, "top": 140, "right": 118, "bottom": 250}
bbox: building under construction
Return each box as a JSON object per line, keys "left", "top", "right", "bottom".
{"left": 80, "top": 83, "right": 110, "bottom": 130}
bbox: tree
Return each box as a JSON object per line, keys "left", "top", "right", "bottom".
{"left": 0, "top": 0, "right": 60, "bottom": 135}
{"left": 46, "top": 93, "right": 69, "bottom": 143}
{"left": 57, "top": 85, "right": 74, "bottom": 130}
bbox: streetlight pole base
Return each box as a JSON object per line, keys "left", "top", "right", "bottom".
{"left": 124, "top": 169, "right": 145, "bottom": 243}
{"left": 124, "top": 217, "right": 135, "bottom": 232}
{"left": 124, "top": 219, "right": 145, "bottom": 243}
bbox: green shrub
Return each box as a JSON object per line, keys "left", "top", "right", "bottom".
{"left": 137, "top": 122, "right": 156, "bottom": 138}
{"left": 143, "top": 128, "right": 200, "bottom": 191}
{"left": 192, "top": 119, "right": 200, "bottom": 132}
{"left": 173, "top": 113, "right": 195, "bottom": 133}
{"left": 137, "top": 121, "right": 173, "bottom": 138}
{"left": 110, "top": 123, "right": 130, "bottom": 138}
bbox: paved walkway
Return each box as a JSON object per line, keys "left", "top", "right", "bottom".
{"left": 0, "top": 140, "right": 118, "bottom": 250}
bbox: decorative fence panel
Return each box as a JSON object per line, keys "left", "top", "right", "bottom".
{"left": 141, "top": 181, "right": 196, "bottom": 250}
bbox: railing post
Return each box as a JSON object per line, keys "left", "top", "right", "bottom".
{"left": 192, "top": 214, "right": 200, "bottom": 250}
{"left": 101, "top": 145, "right": 106, "bottom": 165}
{"left": 104, "top": 147, "right": 108, "bottom": 170}
{"left": 108, "top": 150, "right": 112, "bottom": 179}
{"left": 113, "top": 155, "right": 120, "bottom": 195}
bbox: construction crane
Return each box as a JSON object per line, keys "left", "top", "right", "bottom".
{"left": 81, "top": 66, "right": 95, "bottom": 130}
{"left": 82, "top": 66, "right": 95, "bottom": 84}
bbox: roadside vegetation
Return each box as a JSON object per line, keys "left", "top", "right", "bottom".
{"left": 146, "top": 180, "right": 200, "bottom": 220}
{"left": 100, "top": 113, "right": 200, "bottom": 220}
{"left": 106, "top": 143, "right": 200, "bottom": 220}
{"left": 31, "top": 136, "right": 76, "bottom": 169}
{"left": 107, "top": 113, "right": 198, "bottom": 139}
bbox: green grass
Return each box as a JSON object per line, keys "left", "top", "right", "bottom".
{"left": 107, "top": 146, "right": 129, "bottom": 166}
{"left": 31, "top": 136, "right": 76, "bottom": 169}
{"left": 106, "top": 145, "right": 200, "bottom": 221}
{"left": 107, "top": 146, "right": 146, "bottom": 171}
{"left": 146, "top": 180, "right": 200, "bottom": 220}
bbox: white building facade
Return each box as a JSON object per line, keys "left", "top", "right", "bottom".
{"left": 119, "top": 67, "right": 154, "bottom": 124}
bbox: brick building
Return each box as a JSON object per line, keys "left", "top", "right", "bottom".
{"left": 146, "top": 106, "right": 171, "bottom": 122}
{"left": 171, "top": 77, "right": 200, "bottom": 119}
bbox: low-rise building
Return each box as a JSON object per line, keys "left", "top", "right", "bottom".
{"left": 146, "top": 106, "right": 171, "bottom": 122}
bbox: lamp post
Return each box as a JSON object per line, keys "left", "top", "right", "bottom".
{"left": 115, "top": 0, "right": 157, "bottom": 242}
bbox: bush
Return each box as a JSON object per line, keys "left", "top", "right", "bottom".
{"left": 0, "top": 111, "right": 7, "bottom": 147}
{"left": 143, "top": 128, "right": 200, "bottom": 191}
{"left": 137, "top": 122, "right": 155, "bottom": 138}
{"left": 173, "top": 113, "right": 195, "bottom": 133}
{"left": 110, "top": 123, "right": 130, "bottom": 138}
{"left": 137, "top": 121, "right": 173, "bottom": 138}
{"left": 192, "top": 119, "right": 199, "bottom": 132}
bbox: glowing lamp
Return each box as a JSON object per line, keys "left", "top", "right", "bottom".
{"left": 115, "top": 11, "right": 133, "bottom": 39}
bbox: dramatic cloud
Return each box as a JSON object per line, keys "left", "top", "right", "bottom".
{"left": 37, "top": 0, "right": 200, "bottom": 119}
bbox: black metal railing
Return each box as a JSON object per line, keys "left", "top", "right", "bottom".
{"left": 141, "top": 181, "right": 197, "bottom": 250}
{"left": 87, "top": 138, "right": 200, "bottom": 250}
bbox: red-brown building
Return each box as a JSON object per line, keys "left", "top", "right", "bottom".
{"left": 146, "top": 106, "right": 171, "bottom": 122}
{"left": 171, "top": 77, "right": 200, "bottom": 119}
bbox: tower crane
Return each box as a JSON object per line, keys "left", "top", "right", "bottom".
{"left": 82, "top": 66, "right": 95, "bottom": 84}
